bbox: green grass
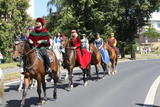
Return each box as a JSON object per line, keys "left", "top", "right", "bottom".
{"left": 0, "top": 62, "right": 18, "bottom": 69}
{"left": 3, "top": 72, "right": 20, "bottom": 82}
{"left": 118, "top": 53, "right": 160, "bottom": 61}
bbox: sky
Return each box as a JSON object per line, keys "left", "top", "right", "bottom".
{"left": 34, "top": 0, "right": 56, "bottom": 18}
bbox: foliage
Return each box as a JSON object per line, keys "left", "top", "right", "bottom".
{"left": 143, "top": 26, "right": 160, "bottom": 38}
{"left": 0, "top": 0, "right": 32, "bottom": 62}
{"left": 47, "top": 0, "right": 160, "bottom": 58}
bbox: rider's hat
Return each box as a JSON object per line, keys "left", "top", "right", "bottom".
{"left": 71, "top": 30, "right": 77, "bottom": 33}
{"left": 110, "top": 32, "right": 114, "bottom": 36}
{"left": 36, "top": 18, "right": 46, "bottom": 26}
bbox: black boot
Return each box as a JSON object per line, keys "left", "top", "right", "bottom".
{"left": 39, "top": 48, "right": 51, "bottom": 74}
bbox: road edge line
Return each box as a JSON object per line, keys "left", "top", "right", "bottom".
{"left": 143, "top": 75, "right": 160, "bottom": 105}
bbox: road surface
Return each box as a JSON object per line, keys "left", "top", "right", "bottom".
{"left": 1, "top": 59, "right": 160, "bottom": 107}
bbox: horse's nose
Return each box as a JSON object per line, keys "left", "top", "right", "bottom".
{"left": 13, "top": 56, "right": 20, "bottom": 62}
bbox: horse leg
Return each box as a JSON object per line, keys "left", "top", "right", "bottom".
{"left": 20, "top": 77, "right": 30, "bottom": 107}
{"left": 82, "top": 69, "right": 88, "bottom": 86}
{"left": 36, "top": 77, "right": 42, "bottom": 105}
{"left": 101, "top": 62, "right": 107, "bottom": 77}
{"left": 95, "top": 64, "right": 99, "bottom": 79}
{"left": 86, "top": 64, "right": 91, "bottom": 78}
{"left": 52, "top": 72, "right": 58, "bottom": 99}
{"left": 64, "top": 69, "right": 68, "bottom": 80}
{"left": 18, "top": 73, "right": 24, "bottom": 92}
{"left": 84, "top": 65, "right": 91, "bottom": 86}
{"left": 111, "top": 60, "right": 115, "bottom": 75}
{"left": 67, "top": 68, "right": 73, "bottom": 90}
{"left": 41, "top": 76, "right": 47, "bottom": 104}
{"left": 58, "top": 64, "right": 62, "bottom": 80}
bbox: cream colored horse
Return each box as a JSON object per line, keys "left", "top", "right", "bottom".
{"left": 50, "top": 39, "right": 68, "bottom": 80}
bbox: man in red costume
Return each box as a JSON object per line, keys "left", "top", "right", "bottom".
{"left": 70, "top": 30, "right": 91, "bottom": 69}
{"left": 28, "top": 17, "right": 51, "bottom": 73}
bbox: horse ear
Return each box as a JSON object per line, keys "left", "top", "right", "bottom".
{"left": 20, "top": 33, "right": 24, "bottom": 41}
{"left": 13, "top": 33, "right": 17, "bottom": 41}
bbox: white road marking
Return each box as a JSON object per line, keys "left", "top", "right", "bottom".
{"left": 144, "top": 75, "right": 160, "bottom": 106}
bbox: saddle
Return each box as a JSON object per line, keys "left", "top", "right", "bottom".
{"left": 36, "top": 49, "right": 54, "bottom": 63}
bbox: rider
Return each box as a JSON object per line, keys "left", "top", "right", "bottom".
{"left": 53, "top": 32, "right": 63, "bottom": 51}
{"left": 107, "top": 32, "right": 119, "bottom": 55}
{"left": 94, "top": 33, "right": 110, "bottom": 64}
{"left": 81, "top": 34, "right": 89, "bottom": 51}
{"left": 70, "top": 30, "right": 91, "bottom": 69}
{"left": 28, "top": 17, "right": 51, "bottom": 73}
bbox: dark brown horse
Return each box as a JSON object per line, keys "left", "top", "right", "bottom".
{"left": 61, "top": 37, "right": 91, "bottom": 90}
{"left": 104, "top": 42, "right": 118, "bottom": 75}
{"left": 12, "top": 39, "right": 59, "bottom": 107}
{"left": 89, "top": 42, "right": 109, "bottom": 78}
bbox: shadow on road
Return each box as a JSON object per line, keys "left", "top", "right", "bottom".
{"left": 5, "top": 84, "right": 19, "bottom": 92}
{"left": 136, "top": 103, "right": 160, "bottom": 107}
{"left": 5, "top": 97, "right": 38, "bottom": 107}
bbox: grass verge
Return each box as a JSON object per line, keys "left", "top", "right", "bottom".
{"left": 3, "top": 72, "right": 20, "bottom": 82}
{"left": 0, "top": 62, "right": 18, "bottom": 69}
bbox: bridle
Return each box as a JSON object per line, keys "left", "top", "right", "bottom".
{"left": 14, "top": 41, "right": 36, "bottom": 58}
{"left": 14, "top": 41, "right": 37, "bottom": 70}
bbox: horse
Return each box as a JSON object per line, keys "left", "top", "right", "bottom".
{"left": 49, "top": 39, "right": 68, "bottom": 80}
{"left": 12, "top": 39, "right": 59, "bottom": 107}
{"left": 61, "top": 37, "right": 91, "bottom": 90}
{"left": 0, "top": 68, "right": 3, "bottom": 105}
{"left": 89, "top": 42, "right": 110, "bottom": 78}
{"left": 104, "top": 42, "right": 118, "bottom": 75}
{"left": 17, "top": 65, "right": 37, "bottom": 92}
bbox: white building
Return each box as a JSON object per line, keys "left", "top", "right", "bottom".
{"left": 26, "top": 0, "right": 34, "bottom": 18}
{"left": 150, "top": 12, "right": 160, "bottom": 31}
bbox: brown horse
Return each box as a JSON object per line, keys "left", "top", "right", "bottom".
{"left": 12, "top": 39, "right": 59, "bottom": 107}
{"left": 89, "top": 42, "right": 109, "bottom": 78}
{"left": 61, "top": 37, "right": 91, "bottom": 90}
{"left": 104, "top": 42, "right": 118, "bottom": 75}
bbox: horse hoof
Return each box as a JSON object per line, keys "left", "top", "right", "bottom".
{"left": 53, "top": 92, "right": 57, "bottom": 99}
{"left": 41, "top": 99, "right": 46, "bottom": 105}
{"left": 71, "top": 85, "right": 73, "bottom": 89}
{"left": 84, "top": 82, "right": 88, "bottom": 87}
{"left": 112, "top": 72, "right": 115, "bottom": 75}
{"left": 20, "top": 105, "right": 23, "bottom": 107}
{"left": 102, "top": 76, "right": 106, "bottom": 79}
{"left": 18, "top": 89, "right": 22, "bottom": 92}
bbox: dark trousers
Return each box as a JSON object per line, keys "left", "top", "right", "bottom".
{"left": 39, "top": 48, "right": 50, "bottom": 70}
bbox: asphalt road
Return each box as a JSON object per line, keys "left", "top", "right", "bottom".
{"left": 1, "top": 59, "right": 160, "bottom": 107}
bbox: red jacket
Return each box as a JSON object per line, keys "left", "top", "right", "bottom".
{"left": 29, "top": 27, "right": 50, "bottom": 47}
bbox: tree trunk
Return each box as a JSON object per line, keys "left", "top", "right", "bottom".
{"left": 130, "top": 44, "right": 136, "bottom": 60}
{"left": 120, "top": 45, "right": 125, "bottom": 58}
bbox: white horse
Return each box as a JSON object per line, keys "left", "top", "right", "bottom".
{"left": 50, "top": 39, "right": 68, "bottom": 80}
{"left": 0, "top": 68, "right": 3, "bottom": 105}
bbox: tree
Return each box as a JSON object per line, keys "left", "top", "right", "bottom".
{"left": 114, "top": 0, "right": 160, "bottom": 59}
{"left": 0, "top": 0, "right": 32, "bottom": 62}
{"left": 143, "top": 26, "right": 160, "bottom": 38}
{"left": 47, "top": 0, "right": 160, "bottom": 59}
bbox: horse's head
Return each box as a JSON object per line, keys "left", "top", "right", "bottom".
{"left": 12, "top": 35, "right": 30, "bottom": 62}
{"left": 61, "top": 36, "right": 69, "bottom": 48}
{"left": 12, "top": 40, "right": 26, "bottom": 62}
